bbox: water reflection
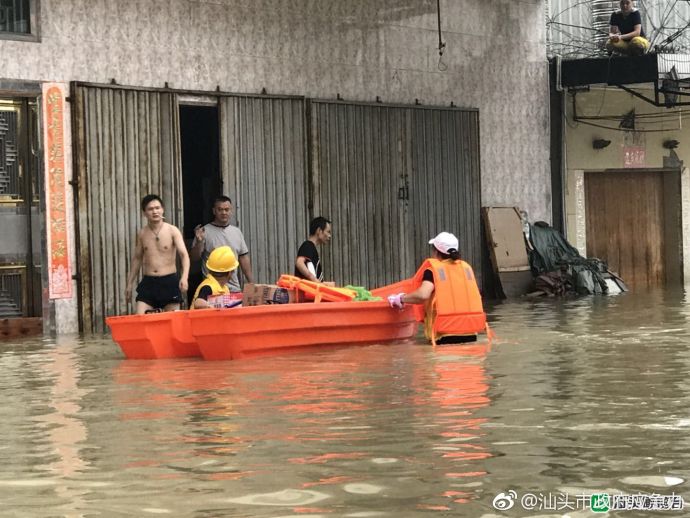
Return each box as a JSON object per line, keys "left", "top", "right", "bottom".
{"left": 1, "top": 291, "right": 689, "bottom": 515}
{"left": 108, "top": 341, "right": 494, "bottom": 514}
{"left": 37, "top": 337, "right": 90, "bottom": 517}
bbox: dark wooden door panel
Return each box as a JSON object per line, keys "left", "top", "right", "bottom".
{"left": 585, "top": 171, "right": 665, "bottom": 288}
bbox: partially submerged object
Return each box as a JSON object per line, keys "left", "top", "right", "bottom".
{"left": 108, "top": 270, "right": 493, "bottom": 361}
{"left": 529, "top": 221, "right": 628, "bottom": 296}
{"left": 106, "top": 299, "right": 418, "bottom": 361}
{"left": 189, "top": 301, "right": 418, "bottom": 360}
{"left": 482, "top": 206, "right": 534, "bottom": 298}
{"left": 107, "top": 310, "right": 199, "bottom": 359}
{"left": 481, "top": 205, "right": 628, "bottom": 298}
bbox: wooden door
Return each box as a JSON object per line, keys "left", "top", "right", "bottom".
{"left": 585, "top": 170, "right": 678, "bottom": 288}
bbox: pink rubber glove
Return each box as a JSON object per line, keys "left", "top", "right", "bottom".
{"left": 387, "top": 293, "right": 405, "bottom": 309}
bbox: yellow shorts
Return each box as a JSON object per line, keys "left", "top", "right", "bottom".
{"left": 607, "top": 36, "right": 650, "bottom": 55}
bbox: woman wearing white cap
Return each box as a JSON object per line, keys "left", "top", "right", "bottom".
{"left": 388, "top": 232, "right": 485, "bottom": 345}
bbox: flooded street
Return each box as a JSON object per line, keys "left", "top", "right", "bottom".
{"left": 1, "top": 290, "right": 688, "bottom": 517}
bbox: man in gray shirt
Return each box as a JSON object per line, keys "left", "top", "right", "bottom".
{"left": 190, "top": 195, "right": 254, "bottom": 292}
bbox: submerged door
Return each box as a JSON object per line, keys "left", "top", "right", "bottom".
{"left": 73, "top": 85, "right": 182, "bottom": 332}
{"left": 409, "top": 108, "right": 482, "bottom": 282}
{"left": 220, "top": 95, "right": 308, "bottom": 285}
{"left": 309, "top": 101, "right": 412, "bottom": 287}
{"left": 585, "top": 169, "right": 681, "bottom": 288}
{"left": 0, "top": 98, "right": 41, "bottom": 318}
{"left": 309, "top": 101, "right": 482, "bottom": 288}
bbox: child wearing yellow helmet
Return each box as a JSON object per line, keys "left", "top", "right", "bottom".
{"left": 191, "top": 246, "right": 240, "bottom": 309}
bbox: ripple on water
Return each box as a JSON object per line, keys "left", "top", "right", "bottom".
{"left": 0, "top": 479, "right": 57, "bottom": 487}
{"left": 224, "top": 489, "right": 330, "bottom": 506}
{"left": 343, "top": 483, "right": 383, "bottom": 495}
{"left": 371, "top": 458, "right": 398, "bottom": 464}
{"left": 620, "top": 475, "right": 684, "bottom": 487}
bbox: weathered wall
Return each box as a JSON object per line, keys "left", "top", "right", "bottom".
{"left": 1, "top": 0, "right": 551, "bottom": 222}
{"left": 564, "top": 87, "right": 688, "bottom": 171}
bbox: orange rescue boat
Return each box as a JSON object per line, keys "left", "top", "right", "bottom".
{"left": 188, "top": 300, "right": 418, "bottom": 360}
{"left": 106, "top": 310, "right": 199, "bottom": 359}
{"left": 106, "top": 273, "right": 488, "bottom": 361}
{"left": 106, "top": 299, "right": 418, "bottom": 361}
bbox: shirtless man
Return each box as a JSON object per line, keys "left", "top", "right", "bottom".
{"left": 125, "top": 194, "right": 190, "bottom": 314}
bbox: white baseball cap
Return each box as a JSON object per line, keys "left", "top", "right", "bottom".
{"left": 429, "top": 232, "right": 459, "bottom": 254}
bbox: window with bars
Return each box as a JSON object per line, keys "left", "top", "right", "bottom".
{"left": 0, "top": 109, "right": 20, "bottom": 199}
{"left": 0, "top": 266, "right": 25, "bottom": 317}
{"left": 0, "top": 0, "right": 38, "bottom": 41}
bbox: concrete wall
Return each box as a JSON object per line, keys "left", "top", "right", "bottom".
{"left": 1, "top": 0, "right": 551, "bottom": 222}
{"left": 564, "top": 87, "right": 688, "bottom": 172}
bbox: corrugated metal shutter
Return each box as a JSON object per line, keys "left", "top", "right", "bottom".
{"left": 309, "top": 101, "right": 411, "bottom": 288}
{"left": 310, "top": 101, "right": 481, "bottom": 288}
{"left": 409, "top": 108, "right": 482, "bottom": 284}
{"left": 219, "top": 96, "right": 308, "bottom": 284}
{"left": 73, "top": 84, "right": 182, "bottom": 332}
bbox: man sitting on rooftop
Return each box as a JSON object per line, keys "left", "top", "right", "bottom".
{"left": 606, "top": 0, "right": 649, "bottom": 56}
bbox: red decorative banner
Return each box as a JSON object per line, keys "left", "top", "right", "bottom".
{"left": 43, "top": 84, "right": 73, "bottom": 299}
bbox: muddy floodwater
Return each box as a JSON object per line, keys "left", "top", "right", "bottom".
{"left": 0, "top": 289, "right": 688, "bottom": 517}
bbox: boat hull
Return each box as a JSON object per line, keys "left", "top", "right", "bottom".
{"left": 107, "top": 301, "right": 418, "bottom": 361}
{"left": 188, "top": 301, "right": 418, "bottom": 360}
{"left": 106, "top": 311, "right": 199, "bottom": 359}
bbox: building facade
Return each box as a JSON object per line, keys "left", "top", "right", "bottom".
{"left": 1, "top": 0, "right": 550, "bottom": 333}
{"left": 560, "top": 84, "right": 690, "bottom": 289}
{"left": 548, "top": 0, "right": 690, "bottom": 289}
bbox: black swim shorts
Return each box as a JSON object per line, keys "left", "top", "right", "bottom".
{"left": 436, "top": 335, "right": 477, "bottom": 345}
{"left": 136, "top": 273, "right": 182, "bottom": 309}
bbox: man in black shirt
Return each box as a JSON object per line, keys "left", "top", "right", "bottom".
{"left": 606, "top": 0, "right": 649, "bottom": 56}
{"left": 294, "top": 217, "right": 332, "bottom": 282}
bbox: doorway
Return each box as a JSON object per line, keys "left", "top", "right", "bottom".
{"left": 179, "top": 104, "right": 221, "bottom": 303}
{"left": 585, "top": 169, "right": 682, "bottom": 288}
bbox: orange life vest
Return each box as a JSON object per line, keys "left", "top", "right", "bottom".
{"left": 412, "top": 258, "right": 486, "bottom": 344}
{"left": 191, "top": 274, "right": 229, "bottom": 309}
{"left": 277, "top": 274, "right": 356, "bottom": 303}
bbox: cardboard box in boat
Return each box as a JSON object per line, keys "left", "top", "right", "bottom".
{"left": 242, "top": 283, "right": 298, "bottom": 306}
{"left": 207, "top": 293, "right": 243, "bottom": 308}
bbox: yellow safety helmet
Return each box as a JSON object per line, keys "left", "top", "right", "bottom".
{"left": 206, "top": 246, "right": 239, "bottom": 273}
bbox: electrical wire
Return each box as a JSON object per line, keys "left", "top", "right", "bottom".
{"left": 649, "top": 0, "right": 678, "bottom": 47}
{"left": 436, "top": 0, "right": 447, "bottom": 71}
{"left": 571, "top": 117, "right": 681, "bottom": 132}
